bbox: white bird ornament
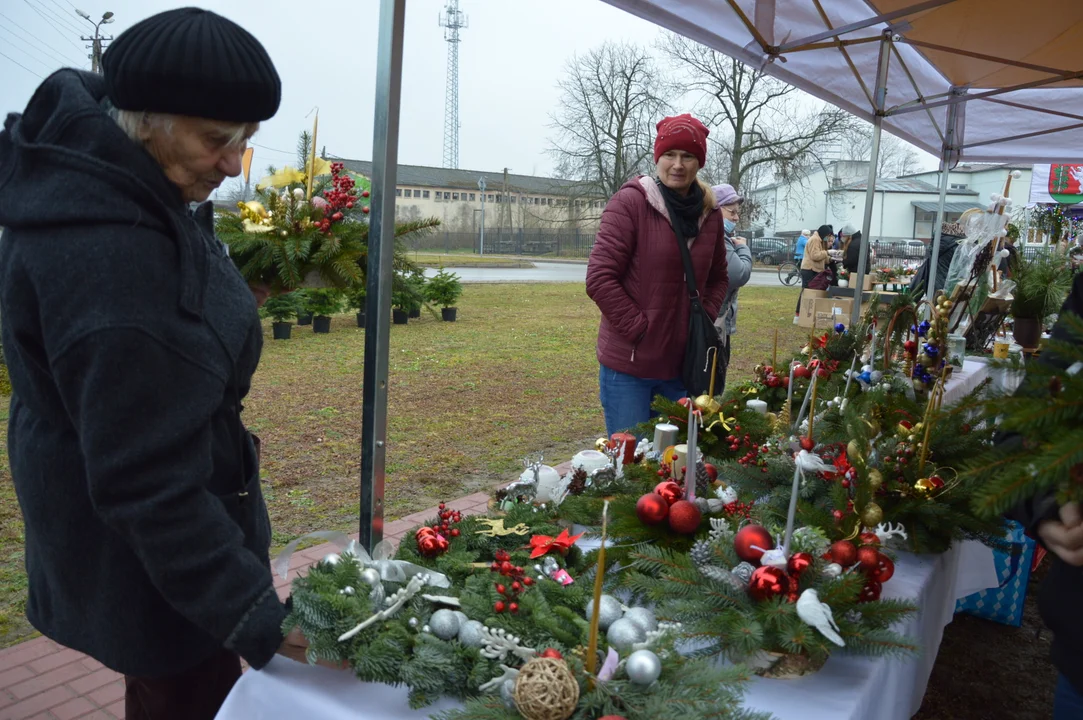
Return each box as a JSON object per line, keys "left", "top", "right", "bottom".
{"left": 795, "top": 588, "right": 845, "bottom": 647}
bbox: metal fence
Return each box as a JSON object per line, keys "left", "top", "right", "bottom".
{"left": 402, "top": 229, "right": 597, "bottom": 258}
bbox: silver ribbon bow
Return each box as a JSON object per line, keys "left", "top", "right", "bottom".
{"left": 273, "top": 531, "right": 450, "bottom": 589}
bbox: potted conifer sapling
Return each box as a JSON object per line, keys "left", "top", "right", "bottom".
{"left": 391, "top": 290, "right": 410, "bottom": 325}
{"left": 263, "top": 292, "right": 304, "bottom": 340}
{"left": 306, "top": 289, "right": 342, "bottom": 334}
{"left": 295, "top": 289, "right": 313, "bottom": 326}
{"left": 426, "top": 268, "right": 463, "bottom": 322}
{"left": 347, "top": 285, "right": 367, "bottom": 328}
{"left": 1009, "top": 250, "right": 1072, "bottom": 349}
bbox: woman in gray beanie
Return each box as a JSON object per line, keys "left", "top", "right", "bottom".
{"left": 711, "top": 184, "right": 753, "bottom": 393}
{"left": 0, "top": 8, "right": 328, "bottom": 719}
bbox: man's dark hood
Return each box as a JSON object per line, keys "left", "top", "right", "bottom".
{"left": 0, "top": 69, "right": 184, "bottom": 233}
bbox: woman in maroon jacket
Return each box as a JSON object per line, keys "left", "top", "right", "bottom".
{"left": 586, "top": 114, "right": 729, "bottom": 435}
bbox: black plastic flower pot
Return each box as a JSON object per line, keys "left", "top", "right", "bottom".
{"left": 356, "top": 312, "right": 366, "bottom": 328}
{"left": 392, "top": 309, "right": 409, "bottom": 325}
{"left": 272, "top": 322, "right": 292, "bottom": 340}
{"left": 296, "top": 313, "right": 312, "bottom": 326}
{"left": 1013, "top": 317, "right": 1041, "bottom": 349}
{"left": 441, "top": 307, "right": 458, "bottom": 322}
{"left": 312, "top": 315, "right": 332, "bottom": 334}
{"left": 408, "top": 307, "right": 421, "bottom": 319}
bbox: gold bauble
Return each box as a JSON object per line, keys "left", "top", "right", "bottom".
{"left": 867, "top": 469, "right": 883, "bottom": 490}
{"left": 867, "top": 419, "right": 881, "bottom": 438}
{"left": 847, "top": 439, "right": 863, "bottom": 463}
{"left": 914, "top": 477, "right": 936, "bottom": 494}
{"left": 595, "top": 438, "right": 609, "bottom": 452}
{"left": 941, "top": 299, "right": 953, "bottom": 310}
{"left": 917, "top": 353, "right": 933, "bottom": 368}
{"left": 279, "top": 230, "right": 289, "bottom": 238}
{"left": 694, "top": 394, "right": 721, "bottom": 415}
{"left": 861, "top": 502, "right": 884, "bottom": 527}
{"left": 913, "top": 422, "right": 924, "bottom": 433}
{"left": 896, "top": 423, "right": 912, "bottom": 437}
{"left": 913, "top": 378, "right": 928, "bottom": 392}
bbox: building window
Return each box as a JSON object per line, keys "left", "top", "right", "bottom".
{"left": 496, "top": 194, "right": 502, "bottom": 203}
{"left": 395, "top": 188, "right": 402, "bottom": 197}
{"left": 404, "top": 189, "right": 412, "bottom": 198}
{"left": 469, "top": 193, "right": 476, "bottom": 201}
{"left": 423, "top": 190, "right": 430, "bottom": 198}
{"left": 452, "top": 192, "right": 459, "bottom": 200}
{"left": 950, "top": 183, "right": 968, "bottom": 190}
{"left": 547, "top": 198, "right": 553, "bottom": 206}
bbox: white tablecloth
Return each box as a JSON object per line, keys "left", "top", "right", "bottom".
{"left": 215, "top": 541, "right": 997, "bottom": 720}
{"left": 941, "top": 359, "right": 991, "bottom": 407}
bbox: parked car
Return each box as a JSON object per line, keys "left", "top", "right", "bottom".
{"left": 874, "top": 239, "right": 926, "bottom": 261}
{"left": 749, "top": 237, "right": 790, "bottom": 265}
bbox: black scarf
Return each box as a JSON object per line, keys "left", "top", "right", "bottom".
{"left": 657, "top": 180, "right": 704, "bottom": 241}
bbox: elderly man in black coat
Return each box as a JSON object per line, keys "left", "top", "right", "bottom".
{"left": 0, "top": 8, "right": 329, "bottom": 719}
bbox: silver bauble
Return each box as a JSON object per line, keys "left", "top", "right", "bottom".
{"left": 422, "top": 625, "right": 431, "bottom": 634}
{"left": 322, "top": 553, "right": 341, "bottom": 566}
{"left": 731, "top": 561, "right": 756, "bottom": 585}
{"left": 625, "top": 649, "right": 662, "bottom": 686}
{"left": 359, "top": 568, "right": 382, "bottom": 587}
{"left": 823, "top": 563, "right": 843, "bottom": 578}
{"left": 585, "top": 594, "right": 624, "bottom": 631}
{"left": 500, "top": 678, "right": 518, "bottom": 710}
{"left": 457, "top": 619, "right": 485, "bottom": 648}
{"left": 606, "top": 618, "right": 647, "bottom": 652}
{"left": 453, "top": 611, "right": 469, "bottom": 627}
{"left": 429, "top": 609, "right": 461, "bottom": 641}
{"left": 408, "top": 617, "right": 419, "bottom": 628}
{"left": 339, "top": 586, "right": 355, "bottom": 595}
{"left": 622, "top": 607, "right": 658, "bottom": 633}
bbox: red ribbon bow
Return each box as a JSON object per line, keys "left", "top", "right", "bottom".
{"left": 528, "top": 528, "right": 584, "bottom": 559}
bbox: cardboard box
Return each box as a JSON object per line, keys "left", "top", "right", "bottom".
{"left": 812, "top": 298, "right": 854, "bottom": 329}
{"left": 863, "top": 274, "right": 874, "bottom": 291}
{"left": 797, "top": 289, "right": 829, "bottom": 328}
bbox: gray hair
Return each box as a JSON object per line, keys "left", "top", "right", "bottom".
{"left": 800, "top": 228, "right": 811, "bottom": 237}
{"left": 110, "top": 106, "right": 253, "bottom": 148}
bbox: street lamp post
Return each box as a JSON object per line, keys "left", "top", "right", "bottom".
{"left": 478, "top": 177, "right": 487, "bottom": 256}
{"left": 75, "top": 9, "right": 115, "bottom": 73}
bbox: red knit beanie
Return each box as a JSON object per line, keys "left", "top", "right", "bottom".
{"left": 653, "top": 114, "right": 709, "bottom": 168}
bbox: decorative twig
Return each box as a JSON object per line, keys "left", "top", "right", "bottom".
{"left": 338, "top": 574, "right": 428, "bottom": 642}
{"left": 479, "top": 664, "right": 520, "bottom": 693}
{"left": 479, "top": 626, "right": 536, "bottom": 663}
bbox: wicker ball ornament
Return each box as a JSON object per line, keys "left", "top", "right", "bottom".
{"left": 512, "top": 657, "right": 580, "bottom": 720}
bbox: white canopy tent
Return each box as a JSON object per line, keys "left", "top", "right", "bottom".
{"left": 358, "top": 0, "right": 1083, "bottom": 545}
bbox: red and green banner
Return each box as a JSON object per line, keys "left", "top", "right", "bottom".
{"left": 1049, "top": 164, "right": 1083, "bottom": 205}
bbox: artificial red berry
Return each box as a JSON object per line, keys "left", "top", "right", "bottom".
{"left": 500, "top": 561, "right": 513, "bottom": 574}
{"left": 833, "top": 510, "right": 844, "bottom": 520}
{"left": 512, "top": 581, "right": 522, "bottom": 592}
{"left": 496, "top": 584, "right": 506, "bottom": 595}
{"left": 509, "top": 603, "right": 519, "bottom": 613}
{"left": 450, "top": 528, "right": 460, "bottom": 537}
{"left": 523, "top": 577, "right": 534, "bottom": 586}
{"left": 494, "top": 601, "right": 506, "bottom": 613}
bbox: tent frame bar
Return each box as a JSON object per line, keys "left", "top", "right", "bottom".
{"left": 887, "top": 70, "right": 1083, "bottom": 115}
{"left": 775, "top": 0, "right": 957, "bottom": 53}
{"left": 359, "top": 0, "right": 407, "bottom": 550}
{"left": 901, "top": 37, "right": 1081, "bottom": 79}
{"left": 925, "top": 87, "right": 964, "bottom": 309}
{"left": 850, "top": 30, "right": 893, "bottom": 327}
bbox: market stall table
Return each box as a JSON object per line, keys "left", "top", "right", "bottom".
{"left": 214, "top": 541, "right": 997, "bottom": 720}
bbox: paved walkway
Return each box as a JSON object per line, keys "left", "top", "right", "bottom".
{"left": 0, "top": 491, "right": 495, "bottom": 720}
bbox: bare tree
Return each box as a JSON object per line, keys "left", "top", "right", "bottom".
{"left": 548, "top": 42, "right": 670, "bottom": 205}
{"left": 659, "top": 34, "right": 852, "bottom": 199}
{"left": 840, "top": 124, "right": 922, "bottom": 178}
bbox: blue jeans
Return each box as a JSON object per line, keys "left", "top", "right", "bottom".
{"left": 599, "top": 364, "right": 687, "bottom": 436}
{"left": 1056, "top": 674, "right": 1083, "bottom": 720}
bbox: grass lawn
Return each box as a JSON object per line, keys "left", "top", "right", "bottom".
{"left": 408, "top": 252, "right": 536, "bottom": 268}
{"left": 0, "top": 284, "right": 804, "bottom": 648}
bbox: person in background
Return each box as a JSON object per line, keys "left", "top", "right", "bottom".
{"left": 910, "top": 221, "right": 964, "bottom": 299}
{"left": 794, "top": 224, "right": 833, "bottom": 323}
{"left": 1007, "top": 271, "right": 1083, "bottom": 720}
{"left": 843, "top": 230, "right": 871, "bottom": 276}
{"left": 795, "top": 228, "right": 810, "bottom": 265}
{"left": 711, "top": 184, "right": 753, "bottom": 394}
{"left": 587, "top": 114, "right": 728, "bottom": 435}
{"left": 0, "top": 9, "right": 332, "bottom": 720}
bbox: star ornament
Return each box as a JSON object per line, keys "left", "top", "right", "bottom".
{"left": 528, "top": 528, "right": 584, "bottom": 559}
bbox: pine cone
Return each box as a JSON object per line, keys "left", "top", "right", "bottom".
{"left": 695, "top": 462, "right": 712, "bottom": 498}
{"left": 690, "top": 540, "right": 714, "bottom": 567}
{"left": 566, "top": 467, "right": 588, "bottom": 496}
{"left": 698, "top": 564, "right": 745, "bottom": 592}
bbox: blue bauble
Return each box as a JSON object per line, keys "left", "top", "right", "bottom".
{"left": 924, "top": 343, "right": 939, "bottom": 357}
{"left": 835, "top": 323, "right": 846, "bottom": 333}
{"left": 859, "top": 371, "right": 872, "bottom": 383}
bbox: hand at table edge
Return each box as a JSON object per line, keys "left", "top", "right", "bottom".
{"left": 1038, "top": 502, "right": 1083, "bottom": 567}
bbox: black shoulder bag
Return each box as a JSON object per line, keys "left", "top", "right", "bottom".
{"left": 666, "top": 210, "right": 723, "bottom": 397}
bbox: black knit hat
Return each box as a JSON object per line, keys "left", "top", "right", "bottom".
{"left": 102, "top": 7, "right": 281, "bottom": 123}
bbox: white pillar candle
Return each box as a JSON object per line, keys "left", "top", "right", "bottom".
{"left": 571, "top": 450, "right": 609, "bottom": 476}
{"left": 653, "top": 423, "right": 679, "bottom": 453}
{"left": 673, "top": 444, "right": 688, "bottom": 481}
{"left": 746, "top": 399, "right": 768, "bottom": 415}
{"left": 532, "top": 465, "right": 564, "bottom": 503}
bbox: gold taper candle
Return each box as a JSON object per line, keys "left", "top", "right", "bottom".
{"left": 306, "top": 111, "right": 319, "bottom": 200}
{"left": 707, "top": 346, "right": 719, "bottom": 398}
{"left": 772, "top": 328, "right": 779, "bottom": 369}
{"left": 585, "top": 500, "right": 609, "bottom": 684}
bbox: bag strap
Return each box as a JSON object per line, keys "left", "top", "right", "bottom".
{"left": 658, "top": 184, "right": 701, "bottom": 301}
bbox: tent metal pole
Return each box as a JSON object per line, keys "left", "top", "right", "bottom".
{"left": 925, "top": 88, "right": 963, "bottom": 309}
{"left": 850, "top": 31, "right": 892, "bottom": 327}
{"left": 359, "top": 0, "right": 406, "bottom": 551}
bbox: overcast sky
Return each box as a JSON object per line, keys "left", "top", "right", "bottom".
{"left": 0, "top": 0, "right": 936, "bottom": 183}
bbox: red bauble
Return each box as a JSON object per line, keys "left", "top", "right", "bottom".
{"left": 362, "top": 206, "right": 371, "bottom": 214}
{"left": 703, "top": 463, "right": 718, "bottom": 482}
{"left": 748, "top": 566, "right": 790, "bottom": 601}
{"left": 856, "top": 545, "right": 881, "bottom": 574}
{"left": 859, "top": 532, "right": 881, "bottom": 546}
{"left": 678, "top": 397, "right": 692, "bottom": 408}
{"left": 829, "top": 540, "right": 858, "bottom": 566}
{"left": 816, "top": 367, "right": 832, "bottom": 380}
{"left": 766, "top": 375, "right": 781, "bottom": 388}
{"left": 667, "top": 500, "right": 702, "bottom": 535}
{"left": 859, "top": 580, "right": 882, "bottom": 603}
{"left": 799, "top": 437, "right": 815, "bottom": 451}
{"left": 787, "top": 552, "right": 813, "bottom": 576}
{"left": 734, "top": 525, "right": 775, "bottom": 564}
{"left": 362, "top": 190, "right": 371, "bottom": 198}
{"left": 540, "top": 648, "right": 563, "bottom": 659}
{"left": 450, "top": 528, "right": 460, "bottom": 537}
{"left": 654, "top": 481, "right": 684, "bottom": 506}
{"left": 871, "top": 554, "right": 895, "bottom": 583}
{"left": 636, "top": 493, "right": 670, "bottom": 525}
